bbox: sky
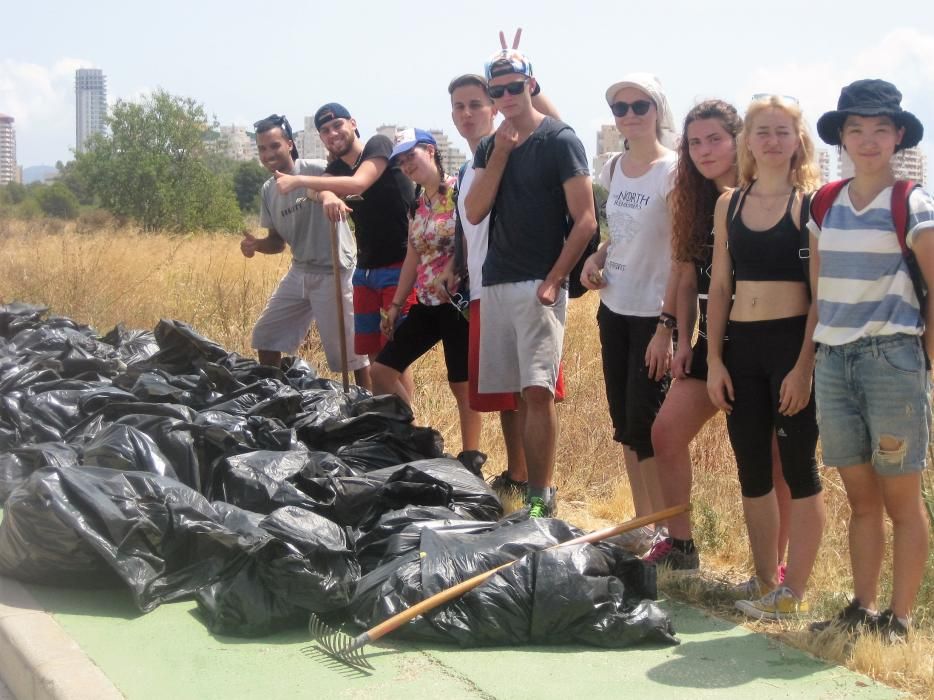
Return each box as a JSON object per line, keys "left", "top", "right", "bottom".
{"left": 2, "top": 0, "right": 934, "bottom": 176}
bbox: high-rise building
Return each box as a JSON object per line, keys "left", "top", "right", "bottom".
{"left": 838, "top": 146, "right": 928, "bottom": 188}
{"left": 593, "top": 124, "right": 625, "bottom": 174}
{"left": 75, "top": 68, "right": 107, "bottom": 153}
{"left": 428, "top": 129, "right": 467, "bottom": 176}
{"left": 215, "top": 125, "right": 258, "bottom": 162}
{"left": 300, "top": 117, "right": 330, "bottom": 161}
{"left": 817, "top": 149, "right": 833, "bottom": 185}
{"left": 0, "top": 114, "right": 16, "bottom": 185}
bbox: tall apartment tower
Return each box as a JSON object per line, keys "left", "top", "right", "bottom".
{"left": 0, "top": 114, "right": 16, "bottom": 185}
{"left": 75, "top": 68, "right": 107, "bottom": 153}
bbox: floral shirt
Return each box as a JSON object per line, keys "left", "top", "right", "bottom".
{"left": 410, "top": 176, "right": 458, "bottom": 306}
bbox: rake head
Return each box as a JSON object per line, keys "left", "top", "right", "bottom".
{"left": 302, "top": 613, "right": 374, "bottom": 675}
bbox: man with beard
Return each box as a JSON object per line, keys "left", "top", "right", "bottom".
{"left": 275, "top": 104, "right": 415, "bottom": 398}
{"left": 241, "top": 114, "right": 369, "bottom": 385}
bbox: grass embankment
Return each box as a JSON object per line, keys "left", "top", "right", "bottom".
{"left": 1, "top": 218, "right": 933, "bottom": 697}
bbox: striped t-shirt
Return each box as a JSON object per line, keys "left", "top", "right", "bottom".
{"left": 809, "top": 183, "right": 934, "bottom": 346}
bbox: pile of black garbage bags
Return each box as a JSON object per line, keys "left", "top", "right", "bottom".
{"left": 0, "top": 302, "right": 676, "bottom": 648}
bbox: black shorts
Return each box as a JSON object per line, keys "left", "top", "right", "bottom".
{"left": 597, "top": 304, "right": 670, "bottom": 460}
{"left": 376, "top": 303, "right": 469, "bottom": 383}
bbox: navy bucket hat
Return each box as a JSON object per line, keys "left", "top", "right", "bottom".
{"left": 816, "top": 79, "right": 923, "bottom": 151}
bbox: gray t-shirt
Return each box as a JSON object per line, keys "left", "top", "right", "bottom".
{"left": 474, "top": 117, "right": 590, "bottom": 285}
{"left": 260, "top": 159, "right": 356, "bottom": 272}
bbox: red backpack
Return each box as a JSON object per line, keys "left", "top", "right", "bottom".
{"left": 810, "top": 179, "right": 925, "bottom": 312}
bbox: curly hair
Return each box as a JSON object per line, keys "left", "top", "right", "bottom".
{"left": 738, "top": 96, "right": 821, "bottom": 191}
{"left": 670, "top": 100, "right": 743, "bottom": 263}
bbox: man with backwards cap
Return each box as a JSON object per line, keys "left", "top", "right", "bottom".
{"left": 275, "top": 103, "right": 417, "bottom": 398}
{"left": 463, "top": 49, "right": 596, "bottom": 518}
{"left": 241, "top": 114, "right": 369, "bottom": 385}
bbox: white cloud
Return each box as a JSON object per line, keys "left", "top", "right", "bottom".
{"left": 0, "top": 57, "right": 94, "bottom": 165}
{"left": 737, "top": 29, "right": 934, "bottom": 177}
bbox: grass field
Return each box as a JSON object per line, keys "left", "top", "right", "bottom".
{"left": 1, "top": 217, "right": 933, "bottom": 697}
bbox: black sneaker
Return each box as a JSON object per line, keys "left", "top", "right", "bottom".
{"left": 873, "top": 609, "right": 909, "bottom": 644}
{"left": 487, "top": 470, "right": 527, "bottom": 497}
{"left": 809, "top": 599, "right": 877, "bottom": 633}
{"left": 456, "top": 450, "right": 488, "bottom": 476}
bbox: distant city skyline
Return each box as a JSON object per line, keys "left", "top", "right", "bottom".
{"left": 0, "top": 114, "right": 17, "bottom": 184}
{"left": 2, "top": 3, "right": 933, "bottom": 174}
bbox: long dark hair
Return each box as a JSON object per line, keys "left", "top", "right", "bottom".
{"left": 410, "top": 145, "right": 448, "bottom": 216}
{"left": 670, "top": 100, "right": 742, "bottom": 262}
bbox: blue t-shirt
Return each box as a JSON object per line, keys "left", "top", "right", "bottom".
{"left": 473, "top": 117, "right": 590, "bottom": 285}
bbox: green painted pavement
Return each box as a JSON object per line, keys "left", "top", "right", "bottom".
{"left": 17, "top": 583, "right": 902, "bottom": 700}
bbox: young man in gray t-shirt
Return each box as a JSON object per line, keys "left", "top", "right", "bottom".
{"left": 241, "top": 114, "right": 369, "bottom": 386}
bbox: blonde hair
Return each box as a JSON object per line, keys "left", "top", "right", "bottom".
{"left": 737, "top": 96, "right": 820, "bottom": 191}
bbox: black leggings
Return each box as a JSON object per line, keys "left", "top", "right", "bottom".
{"left": 724, "top": 316, "right": 821, "bottom": 499}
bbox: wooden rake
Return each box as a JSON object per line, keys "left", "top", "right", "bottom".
{"left": 303, "top": 503, "right": 690, "bottom": 673}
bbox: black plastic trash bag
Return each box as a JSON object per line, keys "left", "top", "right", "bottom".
{"left": 99, "top": 324, "right": 160, "bottom": 365}
{"left": 0, "top": 442, "right": 80, "bottom": 503}
{"left": 0, "top": 466, "right": 255, "bottom": 609}
{"left": 0, "top": 302, "right": 49, "bottom": 339}
{"left": 195, "top": 506, "right": 359, "bottom": 637}
{"left": 347, "top": 517, "right": 677, "bottom": 649}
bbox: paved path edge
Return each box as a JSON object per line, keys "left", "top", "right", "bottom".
{"left": 0, "top": 576, "right": 124, "bottom": 700}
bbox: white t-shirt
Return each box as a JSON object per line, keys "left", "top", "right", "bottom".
{"left": 456, "top": 162, "right": 489, "bottom": 301}
{"left": 597, "top": 151, "right": 677, "bottom": 316}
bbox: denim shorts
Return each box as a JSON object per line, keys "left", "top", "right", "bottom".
{"left": 815, "top": 333, "right": 931, "bottom": 475}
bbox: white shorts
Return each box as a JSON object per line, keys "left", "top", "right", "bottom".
{"left": 251, "top": 264, "right": 369, "bottom": 371}
{"left": 478, "top": 280, "right": 566, "bottom": 394}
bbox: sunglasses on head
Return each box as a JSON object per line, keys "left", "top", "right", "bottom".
{"left": 487, "top": 79, "right": 528, "bottom": 99}
{"left": 254, "top": 114, "right": 293, "bottom": 139}
{"left": 610, "top": 100, "right": 653, "bottom": 118}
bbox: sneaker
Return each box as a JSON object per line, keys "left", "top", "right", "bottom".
{"left": 809, "top": 599, "right": 877, "bottom": 633}
{"left": 727, "top": 576, "right": 772, "bottom": 601}
{"left": 456, "top": 450, "right": 487, "bottom": 476}
{"left": 873, "top": 609, "right": 909, "bottom": 644}
{"left": 736, "top": 585, "right": 809, "bottom": 620}
{"left": 487, "top": 470, "right": 527, "bottom": 497}
{"left": 527, "top": 496, "right": 552, "bottom": 519}
{"left": 643, "top": 537, "right": 700, "bottom": 573}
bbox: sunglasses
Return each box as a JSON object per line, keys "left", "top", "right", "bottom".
{"left": 610, "top": 100, "right": 653, "bottom": 118}
{"left": 487, "top": 80, "right": 528, "bottom": 99}
{"left": 254, "top": 114, "right": 293, "bottom": 140}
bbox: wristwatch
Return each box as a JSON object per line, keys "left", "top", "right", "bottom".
{"left": 658, "top": 312, "right": 676, "bottom": 329}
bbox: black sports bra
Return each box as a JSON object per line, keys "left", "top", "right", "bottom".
{"left": 727, "top": 184, "right": 808, "bottom": 283}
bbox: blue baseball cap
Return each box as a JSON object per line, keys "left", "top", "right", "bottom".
{"left": 389, "top": 128, "right": 437, "bottom": 161}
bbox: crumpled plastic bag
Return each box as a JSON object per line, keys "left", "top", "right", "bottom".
{"left": 0, "top": 466, "right": 359, "bottom": 616}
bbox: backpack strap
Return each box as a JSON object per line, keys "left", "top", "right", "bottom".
{"left": 809, "top": 178, "right": 850, "bottom": 229}
{"left": 892, "top": 180, "right": 926, "bottom": 312}
{"left": 798, "top": 192, "right": 813, "bottom": 297}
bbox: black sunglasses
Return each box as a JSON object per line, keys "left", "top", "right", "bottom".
{"left": 487, "top": 80, "right": 528, "bottom": 99}
{"left": 610, "top": 100, "right": 653, "bottom": 117}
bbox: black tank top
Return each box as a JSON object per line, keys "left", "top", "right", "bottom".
{"left": 727, "top": 186, "right": 807, "bottom": 283}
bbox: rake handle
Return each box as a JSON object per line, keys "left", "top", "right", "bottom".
{"left": 361, "top": 503, "right": 690, "bottom": 644}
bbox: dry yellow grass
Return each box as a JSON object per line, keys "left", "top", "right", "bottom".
{"left": 1, "top": 218, "right": 933, "bottom": 697}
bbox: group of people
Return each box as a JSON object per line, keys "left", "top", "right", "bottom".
{"left": 239, "top": 40, "right": 933, "bottom": 642}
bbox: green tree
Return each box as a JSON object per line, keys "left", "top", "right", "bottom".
{"left": 593, "top": 183, "right": 609, "bottom": 239}
{"left": 74, "top": 90, "right": 243, "bottom": 231}
{"left": 232, "top": 160, "right": 268, "bottom": 213}
{"left": 4, "top": 182, "right": 28, "bottom": 204}
{"left": 55, "top": 160, "right": 95, "bottom": 205}
{"left": 35, "top": 183, "right": 80, "bottom": 219}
